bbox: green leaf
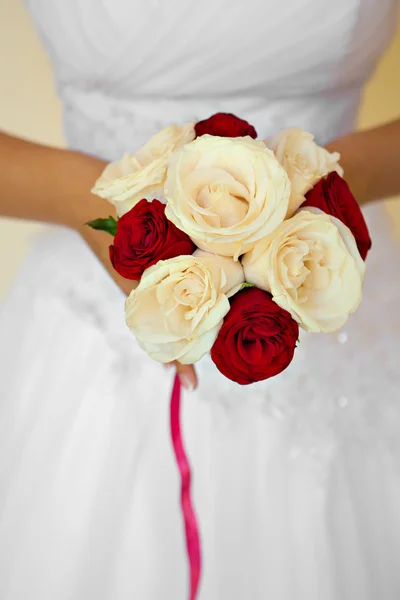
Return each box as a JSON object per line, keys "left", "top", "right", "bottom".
{"left": 239, "top": 282, "right": 255, "bottom": 291}
{"left": 86, "top": 216, "right": 118, "bottom": 236}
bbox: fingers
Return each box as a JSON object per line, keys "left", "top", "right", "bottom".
{"left": 168, "top": 362, "right": 198, "bottom": 391}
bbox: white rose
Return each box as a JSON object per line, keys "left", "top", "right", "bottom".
{"left": 165, "top": 135, "right": 290, "bottom": 260}
{"left": 125, "top": 253, "right": 244, "bottom": 364}
{"left": 92, "top": 123, "right": 196, "bottom": 217}
{"left": 242, "top": 208, "right": 365, "bottom": 333}
{"left": 193, "top": 249, "right": 245, "bottom": 297}
{"left": 265, "top": 128, "right": 343, "bottom": 217}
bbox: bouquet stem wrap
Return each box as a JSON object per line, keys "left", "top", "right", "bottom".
{"left": 170, "top": 374, "right": 202, "bottom": 600}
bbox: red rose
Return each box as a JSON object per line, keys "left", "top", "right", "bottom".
{"left": 211, "top": 288, "right": 299, "bottom": 385}
{"left": 110, "top": 199, "right": 196, "bottom": 280}
{"left": 195, "top": 112, "right": 257, "bottom": 139}
{"left": 303, "top": 172, "right": 371, "bottom": 260}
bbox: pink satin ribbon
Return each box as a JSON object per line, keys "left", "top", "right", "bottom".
{"left": 170, "top": 374, "right": 202, "bottom": 600}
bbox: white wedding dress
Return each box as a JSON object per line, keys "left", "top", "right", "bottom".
{"left": 1, "top": 1, "right": 400, "bottom": 598}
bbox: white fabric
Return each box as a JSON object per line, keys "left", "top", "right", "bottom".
{"left": 1, "top": 1, "right": 400, "bottom": 598}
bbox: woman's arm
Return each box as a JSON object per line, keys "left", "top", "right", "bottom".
{"left": 0, "top": 131, "right": 107, "bottom": 226}
{"left": 0, "top": 131, "right": 122, "bottom": 284}
{"left": 326, "top": 118, "right": 400, "bottom": 205}
{"left": 0, "top": 131, "right": 198, "bottom": 390}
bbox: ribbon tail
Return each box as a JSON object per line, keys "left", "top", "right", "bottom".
{"left": 170, "top": 373, "right": 202, "bottom": 600}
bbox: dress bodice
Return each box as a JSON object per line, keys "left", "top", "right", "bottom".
{"left": 24, "top": 0, "right": 398, "bottom": 159}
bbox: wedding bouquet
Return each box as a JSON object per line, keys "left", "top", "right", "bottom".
{"left": 89, "top": 113, "right": 371, "bottom": 599}
{"left": 90, "top": 113, "right": 371, "bottom": 385}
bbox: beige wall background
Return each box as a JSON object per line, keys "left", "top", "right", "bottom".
{"left": 0, "top": 0, "right": 399, "bottom": 300}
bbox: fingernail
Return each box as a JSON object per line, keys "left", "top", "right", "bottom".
{"left": 179, "top": 374, "right": 194, "bottom": 392}
{"left": 163, "top": 363, "right": 173, "bottom": 369}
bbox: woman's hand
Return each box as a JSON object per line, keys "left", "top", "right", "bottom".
{"left": 79, "top": 165, "right": 200, "bottom": 391}
{"left": 71, "top": 160, "right": 198, "bottom": 392}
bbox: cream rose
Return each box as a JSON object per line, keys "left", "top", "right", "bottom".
{"left": 242, "top": 208, "right": 365, "bottom": 333}
{"left": 92, "top": 123, "right": 196, "bottom": 217}
{"left": 125, "top": 253, "right": 244, "bottom": 364}
{"left": 265, "top": 128, "right": 343, "bottom": 217}
{"left": 165, "top": 135, "right": 290, "bottom": 260}
{"left": 193, "top": 249, "right": 245, "bottom": 297}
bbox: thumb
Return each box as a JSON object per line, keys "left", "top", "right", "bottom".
{"left": 171, "top": 362, "right": 198, "bottom": 391}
